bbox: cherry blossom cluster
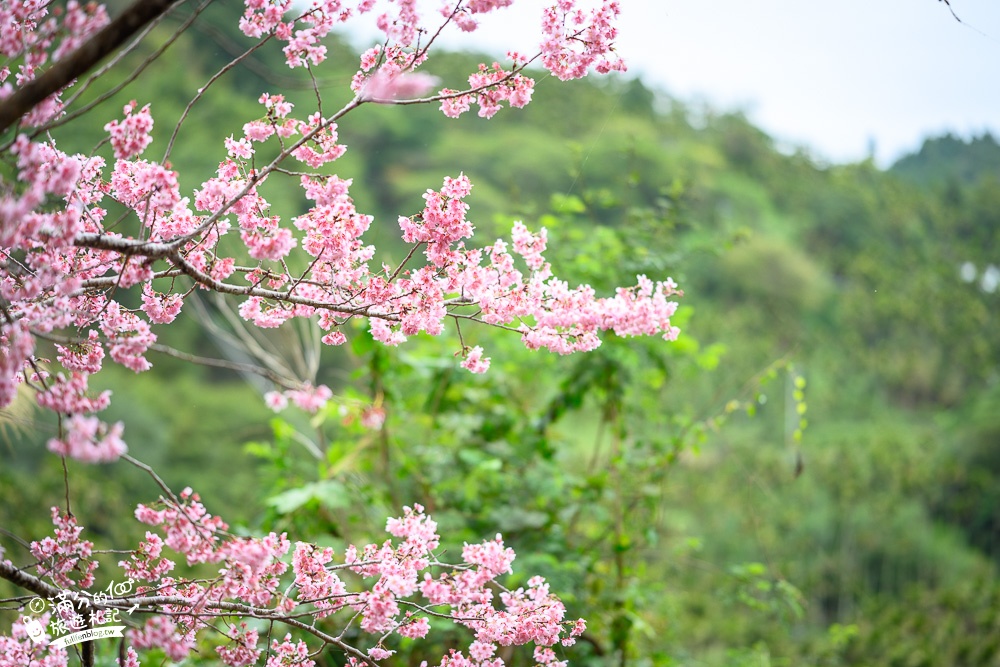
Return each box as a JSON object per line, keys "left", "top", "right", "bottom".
{"left": 103, "top": 101, "right": 154, "bottom": 160}
{"left": 440, "top": 0, "right": 515, "bottom": 33}
{"left": 0, "top": 2, "right": 674, "bottom": 666}
{"left": 0, "top": 1, "right": 109, "bottom": 127}
{"left": 0, "top": 613, "right": 68, "bottom": 667}
{"left": 354, "top": 45, "right": 439, "bottom": 101}
{"left": 29, "top": 507, "right": 98, "bottom": 589}
{"left": 541, "top": 0, "right": 626, "bottom": 81}
{"left": 6, "top": 501, "right": 585, "bottom": 667}
{"left": 240, "top": 0, "right": 379, "bottom": 68}
{"left": 439, "top": 58, "right": 535, "bottom": 119}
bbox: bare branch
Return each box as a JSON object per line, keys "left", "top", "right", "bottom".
{"left": 939, "top": 0, "right": 962, "bottom": 22}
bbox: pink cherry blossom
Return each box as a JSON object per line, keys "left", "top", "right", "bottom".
{"left": 130, "top": 615, "right": 196, "bottom": 662}
{"left": 214, "top": 624, "right": 262, "bottom": 667}
{"left": 360, "top": 68, "right": 440, "bottom": 101}
{"left": 104, "top": 101, "right": 154, "bottom": 159}
{"left": 284, "top": 383, "right": 333, "bottom": 412}
{"left": 541, "top": 0, "right": 626, "bottom": 81}
{"left": 117, "top": 646, "right": 141, "bottom": 667}
{"left": 461, "top": 346, "right": 491, "bottom": 374}
{"left": 47, "top": 414, "right": 127, "bottom": 463}
{"left": 265, "top": 635, "right": 314, "bottom": 667}
{"left": 29, "top": 507, "right": 98, "bottom": 588}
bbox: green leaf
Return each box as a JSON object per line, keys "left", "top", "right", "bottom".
{"left": 266, "top": 480, "right": 350, "bottom": 514}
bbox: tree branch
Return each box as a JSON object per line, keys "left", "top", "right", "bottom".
{"left": 0, "top": 0, "right": 181, "bottom": 134}
{"left": 0, "top": 560, "right": 61, "bottom": 601}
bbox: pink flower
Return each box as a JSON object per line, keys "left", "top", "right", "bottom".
{"left": 265, "top": 635, "right": 314, "bottom": 667}
{"left": 129, "top": 616, "right": 195, "bottom": 662}
{"left": 116, "top": 646, "right": 140, "bottom": 667}
{"left": 360, "top": 69, "right": 440, "bottom": 101}
{"left": 367, "top": 646, "right": 394, "bottom": 660}
{"left": 141, "top": 284, "right": 184, "bottom": 324}
{"left": 322, "top": 330, "right": 347, "bottom": 346}
{"left": 361, "top": 405, "right": 386, "bottom": 430}
{"left": 225, "top": 135, "right": 255, "bottom": 159}
{"left": 540, "top": 0, "right": 626, "bottom": 81}
{"left": 29, "top": 507, "right": 98, "bottom": 588}
{"left": 46, "top": 414, "right": 127, "bottom": 463}
{"left": 461, "top": 346, "right": 491, "bottom": 374}
{"left": 35, "top": 371, "right": 110, "bottom": 414}
{"left": 56, "top": 330, "right": 104, "bottom": 374}
{"left": 397, "top": 616, "right": 431, "bottom": 639}
{"left": 469, "top": 640, "right": 496, "bottom": 661}
{"left": 285, "top": 384, "right": 332, "bottom": 413}
{"left": 439, "top": 90, "right": 473, "bottom": 118}
{"left": 265, "top": 391, "right": 289, "bottom": 412}
{"left": 104, "top": 101, "right": 154, "bottom": 159}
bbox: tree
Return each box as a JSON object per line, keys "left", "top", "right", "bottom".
{"left": 0, "top": 1, "right": 683, "bottom": 666}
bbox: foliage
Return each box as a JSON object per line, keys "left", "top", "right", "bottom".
{"left": 891, "top": 131, "right": 1000, "bottom": 188}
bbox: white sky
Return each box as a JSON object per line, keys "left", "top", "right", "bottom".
{"left": 382, "top": 0, "right": 1000, "bottom": 166}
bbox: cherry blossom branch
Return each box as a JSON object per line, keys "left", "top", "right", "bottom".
{"left": 0, "top": 2, "right": 645, "bottom": 665}
{"left": 371, "top": 54, "right": 540, "bottom": 107}
{"left": 168, "top": 96, "right": 363, "bottom": 247}
{"left": 412, "top": 0, "right": 467, "bottom": 66}
{"left": 0, "top": 562, "right": 378, "bottom": 666}
{"left": 66, "top": 234, "right": 399, "bottom": 319}
{"left": 193, "top": 22, "right": 341, "bottom": 90}
{"left": 0, "top": 0, "right": 181, "bottom": 134}
{"left": 19, "top": 0, "right": 202, "bottom": 142}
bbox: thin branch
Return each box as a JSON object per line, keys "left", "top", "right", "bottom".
{"left": 120, "top": 454, "right": 227, "bottom": 546}
{"left": 120, "top": 453, "right": 186, "bottom": 513}
{"left": 162, "top": 33, "right": 277, "bottom": 163}
{"left": 192, "top": 22, "right": 344, "bottom": 90}
{"left": 365, "top": 54, "right": 541, "bottom": 106}
{"left": 939, "top": 0, "right": 962, "bottom": 22}
{"left": 146, "top": 341, "right": 303, "bottom": 389}
{"left": 389, "top": 242, "right": 425, "bottom": 283}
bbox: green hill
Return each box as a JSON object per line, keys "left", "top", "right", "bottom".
{"left": 892, "top": 131, "right": 1000, "bottom": 187}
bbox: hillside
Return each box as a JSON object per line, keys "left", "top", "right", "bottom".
{"left": 892, "top": 132, "right": 1000, "bottom": 187}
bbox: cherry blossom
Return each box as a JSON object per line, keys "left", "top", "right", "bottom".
{"left": 0, "top": 1, "right": 676, "bottom": 664}
{"left": 104, "top": 102, "right": 154, "bottom": 159}
{"left": 8, "top": 500, "right": 588, "bottom": 667}
{"left": 29, "top": 507, "right": 98, "bottom": 589}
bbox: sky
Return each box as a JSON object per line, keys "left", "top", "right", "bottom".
{"left": 379, "top": 0, "right": 1000, "bottom": 167}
